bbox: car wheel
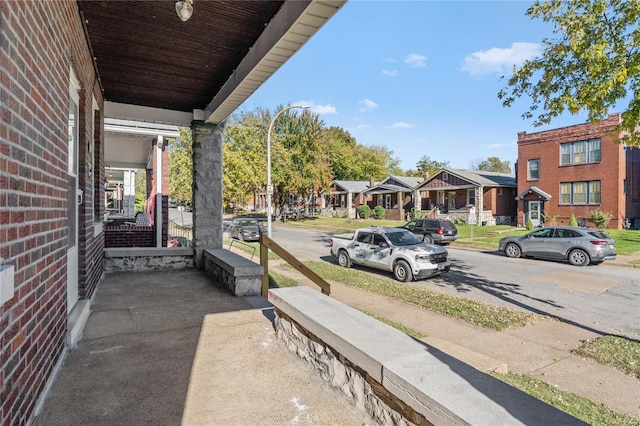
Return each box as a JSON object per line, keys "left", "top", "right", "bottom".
{"left": 504, "top": 243, "right": 521, "bottom": 258}
{"left": 393, "top": 260, "right": 413, "bottom": 282}
{"left": 337, "top": 250, "right": 351, "bottom": 268}
{"left": 569, "top": 249, "right": 590, "bottom": 266}
{"left": 422, "top": 234, "right": 434, "bottom": 244}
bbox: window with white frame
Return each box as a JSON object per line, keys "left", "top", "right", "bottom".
{"left": 442, "top": 172, "right": 448, "bottom": 181}
{"left": 559, "top": 181, "right": 601, "bottom": 205}
{"left": 560, "top": 138, "right": 601, "bottom": 165}
{"left": 466, "top": 189, "right": 475, "bottom": 206}
{"left": 527, "top": 159, "right": 540, "bottom": 180}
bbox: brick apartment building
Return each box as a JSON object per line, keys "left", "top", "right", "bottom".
{"left": 516, "top": 113, "right": 640, "bottom": 229}
{"left": 0, "top": 1, "right": 343, "bottom": 424}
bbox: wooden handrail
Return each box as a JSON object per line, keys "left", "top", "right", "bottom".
{"left": 259, "top": 234, "right": 331, "bottom": 297}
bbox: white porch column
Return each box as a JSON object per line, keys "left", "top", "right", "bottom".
{"left": 476, "top": 185, "right": 484, "bottom": 226}
{"left": 122, "top": 170, "right": 136, "bottom": 217}
{"left": 155, "top": 135, "right": 163, "bottom": 247}
{"left": 413, "top": 189, "right": 421, "bottom": 213}
{"left": 347, "top": 191, "right": 354, "bottom": 219}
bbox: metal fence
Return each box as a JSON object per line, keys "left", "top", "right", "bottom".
{"left": 168, "top": 220, "right": 193, "bottom": 247}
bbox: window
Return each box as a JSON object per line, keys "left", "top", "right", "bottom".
{"left": 442, "top": 172, "right": 448, "bottom": 181}
{"left": 559, "top": 181, "right": 601, "bottom": 205}
{"left": 527, "top": 159, "right": 540, "bottom": 180}
{"left": 498, "top": 188, "right": 503, "bottom": 196}
{"left": 466, "top": 189, "right": 475, "bottom": 206}
{"left": 560, "top": 138, "right": 601, "bottom": 165}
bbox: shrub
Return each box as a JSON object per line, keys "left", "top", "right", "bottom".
{"left": 590, "top": 209, "right": 613, "bottom": 229}
{"left": 373, "top": 205, "right": 385, "bottom": 219}
{"left": 356, "top": 205, "right": 371, "bottom": 219}
{"left": 525, "top": 217, "right": 534, "bottom": 231}
{"left": 569, "top": 213, "right": 578, "bottom": 227}
{"left": 542, "top": 212, "right": 560, "bottom": 226}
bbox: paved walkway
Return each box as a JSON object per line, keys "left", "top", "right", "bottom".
{"left": 33, "top": 270, "right": 374, "bottom": 426}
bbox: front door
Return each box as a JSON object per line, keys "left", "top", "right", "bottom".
{"left": 448, "top": 192, "right": 456, "bottom": 211}
{"left": 67, "top": 88, "right": 80, "bottom": 313}
{"left": 528, "top": 200, "right": 541, "bottom": 227}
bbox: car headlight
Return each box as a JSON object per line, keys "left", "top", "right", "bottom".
{"left": 415, "top": 254, "right": 431, "bottom": 263}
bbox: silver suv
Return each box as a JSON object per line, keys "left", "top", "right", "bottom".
{"left": 498, "top": 226, "right": 616, "bottom": 266}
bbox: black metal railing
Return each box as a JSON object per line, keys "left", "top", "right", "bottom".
{"left": 168, "top": 220, "right": 193, "bottom": 247}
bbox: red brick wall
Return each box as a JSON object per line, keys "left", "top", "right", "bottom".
{"left": 105, "top": 226, "right": 156, "bottom": 248}
{"left": 516, "top": 114, "right": 625, "bottom": 228}
{"left": 1, "top": 1, "right": 104, "bottom": 424}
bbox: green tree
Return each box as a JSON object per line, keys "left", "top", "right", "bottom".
{"left": 270, "top": 106, "right": 332, "bottom": 214}
{"left": 471, "top": 157, "right": 512, "bottom": 173}
{"left": 413, "top": 156, "right": 450, "bottom": 177}
{"left": 168, "top": 128, "right": 193, "bottom": 204}
{"left": 223, "top": 110, "right": 269, "bottom": 208}
{"left": 499, "top": 0, "right": 640, "bottom": 147}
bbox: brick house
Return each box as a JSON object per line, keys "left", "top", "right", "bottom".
{"left": 516, "top": 113, "right": 640, "bottom": 229}
{"left": 0, "top": 1, "right": 343, "bottom": 424}
{"left": 360, "top": 176, "right": 423, "bottom": 221}
{"left": 329, "top": 179, "right": 374, "bottom": 218}
{"left": 415, "top": 169, "right": 517, "bottom": 225}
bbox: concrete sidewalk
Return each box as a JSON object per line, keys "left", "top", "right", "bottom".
{"left": 33, "top": 270, "right": 373, "bottom": 426}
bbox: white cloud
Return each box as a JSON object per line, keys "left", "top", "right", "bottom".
{"left": 404, "top": 53, "right": 427, "bottom": 68}
{"left": 388, "top": 122, "right": 414, "bottom": 129}
{"left": 295, "top": 100, "right": 338, "bottom": 115}
{"left": 359, "top": 98, "right": 379, "bottom": 113}
{"left": 355, "top": 124, "right": 371, "bottom": 130}
{"left": 485, "top": 141, "right": 517, "bottom": 149}
{"left": 382, "top": 69, "right": 398, "bottom": 77}
{"left": 460, "top": 42, "right": 540, "bottom": 76}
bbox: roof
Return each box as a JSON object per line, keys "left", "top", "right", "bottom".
{"left": 360, "top": 175, "right": 422, "bottom": 196}
{"left": 418, "top": 168, "right": 516, "bottom": 189}
{"left": 332, "top": 180, "right": 372, "bottom": 193}
{"left": 515, "top": 186, "right": 553, "bottom": 201}
{"left": 361, "top": 183, "right": 412, "bottom": 196}
{"left": 79, "top": 0, "right": 346, "bottom": 170}
{"left": 380, "top": 175, "right": 424, "bottom": 189}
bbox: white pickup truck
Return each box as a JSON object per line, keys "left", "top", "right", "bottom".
{"left": 329, "top": 226, "right": 450, "bottom": 282}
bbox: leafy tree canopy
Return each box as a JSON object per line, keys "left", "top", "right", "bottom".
{"left": 409, "top": 156, "right": 450, "bottom": 177}
{"left": 471, "top": 157, "right": 512, "bottom": 173}
{"left": 168, "top": 128, "right": 192, "bottom": 204}
{"left": 499, "top": 0, "right": 640, "bottom": 146}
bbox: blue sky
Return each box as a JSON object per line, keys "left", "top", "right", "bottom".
{"left": 238, "top": 1, "right": 592, "bottom": 172}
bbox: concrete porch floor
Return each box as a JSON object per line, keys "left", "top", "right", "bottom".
{"left": 32, "top": 269, "right": 373, "bottom": 425}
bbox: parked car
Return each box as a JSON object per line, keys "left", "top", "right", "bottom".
{"left": 498, "top": 226, "right": 616, "bottom": 266}
{"left": 401, "top": 219, "right": 458, "bottom": 244}
{"left": 330, "top": 227, "right": 450, "bottom": 282}
{"left": 228, "top": 218, "right": 266, "bottom": 242}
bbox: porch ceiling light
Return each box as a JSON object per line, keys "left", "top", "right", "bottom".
{"left": 175, "top": 0, "right": 193, "bottom": 22}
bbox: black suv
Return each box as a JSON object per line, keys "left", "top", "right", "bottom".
{"left": 401, "top": 219, "right": 458, "bottom": 244}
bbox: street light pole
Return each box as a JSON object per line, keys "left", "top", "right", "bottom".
{"left": 267, "top": 105, "right": 309, "bottom": 237}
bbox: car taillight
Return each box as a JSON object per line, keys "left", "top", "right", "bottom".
{"left": 590, "top": 240, "right": 609, "bottom": 245}
{"left": 329, "top": 239, "right": 333, "bottom": 247}
{"left": 437, "top": 228, "right": 444, "bottom": 235}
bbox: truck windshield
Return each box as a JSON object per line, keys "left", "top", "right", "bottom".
{"left": 384, "top": 230, "right": 421, "bottom": 246}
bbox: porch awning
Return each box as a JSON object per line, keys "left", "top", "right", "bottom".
{"left": 361, "top": 184, "right": 408, "bottom": 196}
{"left": 515, "top": 186, "right": 552, "bottom": 201}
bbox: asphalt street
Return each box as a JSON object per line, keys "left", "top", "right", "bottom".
{"left": 168, "top": 210, "right": 639, "bottom": 340}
